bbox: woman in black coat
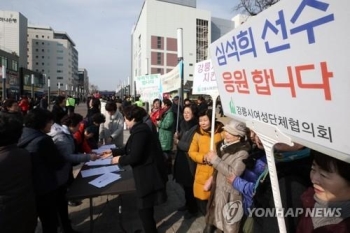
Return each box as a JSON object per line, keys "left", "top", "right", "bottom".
{"left": 51, "top": 95, "right": 67, "bottom": 125}
{"left": 110, "top": 105, "right": 167, "bottom": 233}
{"left": 173, "top": 104, "right": 199, "bottom": 218}
{"left": 0, "top": 112, "right": 36, "bottom": 233}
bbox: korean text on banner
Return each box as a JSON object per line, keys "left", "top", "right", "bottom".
{"left": 135, "top": 74, "right": 161, "bottom": 103}
{"left": 192, "top": 59, "right": 219, "bottom": 95}
{"left": 209, "top": 0, "right": 349, "bottom": 161}
{"left": 161, "top": 61, "right": 181, "bottom": 93}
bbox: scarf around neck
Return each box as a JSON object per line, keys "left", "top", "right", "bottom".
{"left": 312, "top": 195, "right": 350, "bottom": 229}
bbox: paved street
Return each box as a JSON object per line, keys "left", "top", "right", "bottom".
{"left": 36, "top": 103, "right": 207, "bottom": 233}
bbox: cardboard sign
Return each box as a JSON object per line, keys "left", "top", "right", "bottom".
{"left": 135, "top": 74, "right": 161, "bottom": 103}
{"left": 209, "top": 0, "right": 349, "bottom": 161}
{"left": 192, "top": 59, "right": 219, "bottom": 95}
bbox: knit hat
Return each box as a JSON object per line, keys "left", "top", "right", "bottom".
{"left": 223, "top": 120, "right": 247, "bottom": 137}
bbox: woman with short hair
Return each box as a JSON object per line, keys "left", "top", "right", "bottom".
{"left": 110, "top": 105, "right": 168, "bottom": 233}
{"left": 296, "top": 151, "right": 350, "bottom": 233}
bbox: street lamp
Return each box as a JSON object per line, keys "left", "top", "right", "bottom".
{"left": 177, "top": 28, "right": 184, "bottom": 106}
{"left": 46, "top": 74, "right": 50, "bottom": 109}
{"left": 1, "top": 65, "right": 6, "bottom": 100}
{"left": 176, "top": 28, "right": 184, "bottom": 133}
{"left": 31, "top": 74, "right": 35, "bottom": 98}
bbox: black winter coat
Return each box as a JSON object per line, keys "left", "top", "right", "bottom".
{"left": 173, "top": 119, "right": 198, "bottom": 187}
{"left": 0, "top": 144, "right": 37, "bottom": 233}
{"left": 17, "top": 127, "right": 65, "bottom": 195}
{"left": 112, "top": 122, "right": 167, "bottom": 208}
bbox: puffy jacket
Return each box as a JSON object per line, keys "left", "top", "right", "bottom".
{"left": 188, "top": 127, "right": 223, "bottom": 200}
{"left": 207, "top": 141, "right": 250, "bottom": 232}
{"left": 233, "top": 148, "right": 267, "bottom": 214}
{"left": 158, "top": 108, "right": 174, "bottom": 151}
{"left": 17, "top": 127, "right": 64, "bottom": 195}
{"left": 48, "top": 123, "right": 91, "bottom": 186}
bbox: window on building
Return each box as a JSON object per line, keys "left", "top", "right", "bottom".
{"left": 138, "top": 35, "right": 141, "bottom": 49}
{"left": 157, "top": 52, "right": 161, "bottom": 65}
{"left": 57, "top": 70, "right": 62, "bottom": 73}
{"left": 42, "top": 42, "right": 44, "bottom": 45}
{"left": 11, "top": 61, "right": 17, "bottom": 71}
{"left": 157, "top": 68, "right": 162, "bottom": 73}
{"left": 42, "top": 63, "right": 44, "bottom": 65}
{"left": 36, "top": 56, "right": 38, "bottom": 58}
{"left": 189, "top": 63, "right": 193, "bottom": 66}
{"left": 189, "top": 74, "right": 193, "bottom": 77}
{"left": 36, "top": 49, "right": 38, "bottom": 52}
{"left": 157, "top": 36, "right": 162, "bottom": 49}
{"left": 42, "top": 49, "right": 44, "bottom": 52}
{"left": 42, "top": 35, "right": 44, "bottom": 38}
{"left": 36, "top": 62, "right": 38, "bottom": 65}
{"left": 196, "top": 19, "right": 209, "bottom": 62}
{"left": 36, "top": 41, "right": 38, "bottom": 45}
{"left": 36, "top": 35, "right": 38, "bottom": 38}
{"left": 42, "top": 56, "right": 44, "bottom": 59}
{"left": 57, "top": 77, "right": 63, "bottom": 80}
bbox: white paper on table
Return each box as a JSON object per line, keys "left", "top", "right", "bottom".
{"left": 85, "top": 158, "right": 112, "bottom": 166}
{"left": 88, "top": 172, "right": 121, "bottom": 188}
{"left": 81, "top": 165, "right": 120, "bottom": 178}
{"left": 92, "top": 144, "right": 117, "bottom": 154}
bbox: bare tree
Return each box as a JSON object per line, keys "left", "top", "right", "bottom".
{"left": 234, "top": 0, "right": 280, "bottom": 16}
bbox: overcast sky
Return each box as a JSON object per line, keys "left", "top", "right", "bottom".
{"left": 0, "top": 0, "right": 239, "bottom": 90}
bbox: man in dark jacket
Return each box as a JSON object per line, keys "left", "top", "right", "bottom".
{"left": 18, "top": 108, "right": 65, "bottom": 233}
{"left": 0, "top": 113, "right": 37, "bottom": 233}
{"left": 40, "top": 95, "right": 48, "bottom": 109}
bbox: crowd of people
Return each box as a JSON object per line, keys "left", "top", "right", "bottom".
{"left": 0, "top": 93, "right": 349, "bottom": 233}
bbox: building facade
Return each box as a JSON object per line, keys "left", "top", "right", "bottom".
{"left": 0, "top": 11, "right": 28, "bottom": 69}
{"left": 78, "top": 68, "right": 89, "bottom": 98}
{"left": 27, "top": 25, "right": 78, "bottom": 94}
{"left": 130, "top": 0, "right": 234, "bottom": 96}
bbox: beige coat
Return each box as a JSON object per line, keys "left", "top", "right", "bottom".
{"left": 206, "top": 141, "right": 250, "bottom": 233}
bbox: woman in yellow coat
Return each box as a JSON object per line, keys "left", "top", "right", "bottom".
{"left": 188, "top": 109, "right": 223, "bottom": 216}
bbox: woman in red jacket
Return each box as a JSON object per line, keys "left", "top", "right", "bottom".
{"left": 18, "top": 96, "right": 29, "bottom": 115}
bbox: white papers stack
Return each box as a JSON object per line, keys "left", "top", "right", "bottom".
{"left": 88, "top": 173, "right": 121, "bottom": 188}
{"left": 92, "top": 144, "right": 117, "bottom": 154}
{"left": 85, "top": 158, "right": 112, "bottom": 166}
{"left": 81, "top": 165, "right": 120, "bottom": 178}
